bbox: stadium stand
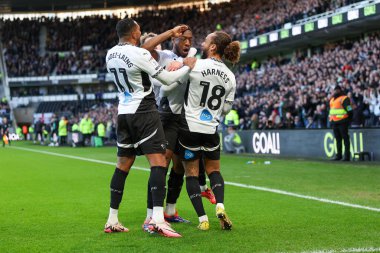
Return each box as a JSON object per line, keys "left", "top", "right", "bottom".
{"left": 0, "top": 96, "right": 10, "bottom": 118}
{"left": 235, "top": 32, "right": 380, "bottom": 129}
{"left": 35, "top": 99, "right": 116, "bottom": 114}
{"left": 0, "top": 0, "right": 379, "bottom": 130}
{"left": 1, "top": 0, "right": 362, "bottom": 77}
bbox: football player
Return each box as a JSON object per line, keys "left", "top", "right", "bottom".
{"left": 103, "top": 18, "right": 196, "bottom": 238}
{"left": 141, "top": 26, "right": 216, "bottom": 229}
{"left": 178, "top": 31, "right": 240, "bottom": 230}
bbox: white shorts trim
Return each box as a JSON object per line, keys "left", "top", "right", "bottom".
{"left": 178, "top": 140, "right": 220, "bottom": 152}
{"left": 117, "top": 128, "right": 158, "bottom": 149}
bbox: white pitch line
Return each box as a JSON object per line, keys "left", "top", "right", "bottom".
{"left": 225, "top": 181, "right": 380, "bottom": 212}
{"left": 10, "top": 146, "right": 380, "bottom": 213}
{"left": 297, "top": 247, "right": 380, "bottom": 253}
{"left": 10, "top": 146, "right": 150, "bottom": 172}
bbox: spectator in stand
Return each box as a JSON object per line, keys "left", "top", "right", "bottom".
{"left": 283, "top": 112, "right": 295, "bottom": 129}
{"left": 294, "top": 116, "right": 304, "bottom": 128}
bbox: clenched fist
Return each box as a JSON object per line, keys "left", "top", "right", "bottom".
{"left": 183, "top": 57, "right": 197, "bottom": 70}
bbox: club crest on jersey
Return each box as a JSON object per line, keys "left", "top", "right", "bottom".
{"left": 200, "top": 109, "right": 213, "bottom": 121}
{"left": 124, "top": 91, "right": 132, "bottom": 103}
{"left": 184, "top": 150, "right": 194, "bottom": 160}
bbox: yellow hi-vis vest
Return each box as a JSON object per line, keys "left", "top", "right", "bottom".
{"left": 58, "top": 120, "right": 68, "bottom": 136}
{"left": 224, "top": 110, "right": 239, "bottom": 126}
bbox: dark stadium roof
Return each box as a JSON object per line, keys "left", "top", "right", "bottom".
{"left": 0, "top": 0, "right": 170, "bottom": 12}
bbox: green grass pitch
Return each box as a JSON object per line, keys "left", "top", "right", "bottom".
{"left": 0, "top": 141, "right": 379, "bottom": 253}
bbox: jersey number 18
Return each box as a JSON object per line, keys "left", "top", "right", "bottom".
{"left": 199, "top": 81, "right": 226, "bottom": 110}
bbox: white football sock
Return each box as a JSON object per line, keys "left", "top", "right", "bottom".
{"left": 146, "top": 208, "right": 153, "bottom": 220}
{"left": 200, "top": 185, "right": 207, "bottom": 192}
{"left": 199, "top": 215, "right": 208, "bottom": 223}
{"left": 165, "top": 203, "right": 176, "bottom": 216}
{"left": 152, "top": 206, "right": 164, "bottom": 223}
{"left": 216, "top": 203, "right": 225, "bottom": 210}
{"left": 107, "top": 208, "right": 119, "bottom": 225}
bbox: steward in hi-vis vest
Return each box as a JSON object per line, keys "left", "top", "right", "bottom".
{"left": 329, "top": 85, "right": 353, "bottom": 161}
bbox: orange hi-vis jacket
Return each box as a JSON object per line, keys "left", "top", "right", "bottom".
{"left": 329, "top": 95, "right": 349, "bottom": 122}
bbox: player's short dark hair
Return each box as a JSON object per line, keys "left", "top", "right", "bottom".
{"left": 178, "top": 24, "right": 192, "bottom": 33}
{"left": 116, "top": 18, "right": 137, "bottom": 38}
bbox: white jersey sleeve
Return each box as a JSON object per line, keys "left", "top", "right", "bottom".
{"left": 132, "top": 48, "right": 162, "bottom": 76}
{"left": 225, "top": 77, "right": 236, "bottom": 102}
{"left": 134, "top": 48, "right": 189, "bottom": 86}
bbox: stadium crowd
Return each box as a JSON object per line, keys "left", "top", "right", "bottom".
{"left": 0, "top": 96, "right": 10, "bottom": 119}
{"left": 1, "top": 0, "right": 361, "bottom": 77}
{"left": 234, "top": 33, "right": 380, "bottom": 129}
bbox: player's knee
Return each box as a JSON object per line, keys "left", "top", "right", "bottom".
{"left": 147, "top": 153, "right": 167, "bottom": 167}
{"left": 117, "top": 156, "right": 134, "bottom": 172}
{"left": 206, "top": 167, "right": 220, "bottom": 176}
{"left": 173, "top": 164, "right": 184, "bottom": 174}
{"left": 172, "top": 159, "right": 184, "bottom": 174}
{"left": 117, "top": 164, "right": 131, "bottom": 172}
{"left": 185, "top": 166, "right": 198, "bottom": 177}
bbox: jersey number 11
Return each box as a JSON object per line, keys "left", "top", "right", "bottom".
{"left": 109, "top": 68, "right": 134, "bottom": 93}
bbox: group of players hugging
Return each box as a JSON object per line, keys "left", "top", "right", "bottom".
{"left": 104, "top": 18, "right": 240, "bottom": 238}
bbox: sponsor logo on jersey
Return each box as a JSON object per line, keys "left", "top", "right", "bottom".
{"left": 184, "top": 150, "right": 195, "bottom": 160}
{"left": 124, "top": 91, "right": 132, "bottom": 103}
{"left": 200, "top": 109, "right": 213, "bottom": 121}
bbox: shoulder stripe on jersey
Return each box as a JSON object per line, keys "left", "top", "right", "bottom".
{"left": 151, "top": 68, "right": 163, "bottom": 78}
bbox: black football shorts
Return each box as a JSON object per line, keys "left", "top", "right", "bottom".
{"left": 178, "top": 130, "right": 220, "bottom": 161}
{"left": 160, "top": 113, "right": 181, "bottom": 152}
{"left": 117, "top": 111, "right": 167, "bottom": 157}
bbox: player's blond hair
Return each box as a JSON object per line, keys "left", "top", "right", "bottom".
{"left": 140, "top": 32, "right": 157, "bottom": 45}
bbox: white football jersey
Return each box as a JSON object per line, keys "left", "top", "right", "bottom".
{"left": 106, "top": 44, "right": 163, "bottom": 114}
{"left": 155, "top": 50, "right": 187, "bottom": 114}
{"left": 182, "top": 58, "right": 236, "bottom": 134}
